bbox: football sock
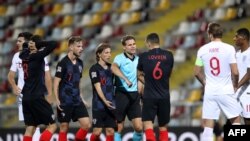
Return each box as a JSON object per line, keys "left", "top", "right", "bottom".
{"left": 59, "top": 131, "right": 67, "bottom": 141}
{"left": 75, "top": 128, "right": 88, "bottom": 141}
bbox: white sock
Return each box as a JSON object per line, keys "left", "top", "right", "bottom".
{"left": 32, "top": 127, "right": 41, "bottom": 141}
{"left": 201, "top": 127, "right": 214, "bottom": 141}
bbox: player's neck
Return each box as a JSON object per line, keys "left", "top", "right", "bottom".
{"left": 68, "top": 53, "right": 77, "bottom": 63}
{"left": 240, "top": 44, "right": 250, "bottom": 52}
{"left": 98, "top": 60, "right": 108, "bottom": 69}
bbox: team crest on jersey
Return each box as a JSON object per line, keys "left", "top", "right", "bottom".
{"left": 91, "top": 72, "right": 97, "bottom": 78}
{"left": 92, "top": 118, "right": 97, "bottom": 125}
{"left": 243, "top": 56, "right": 246, "bottom": 62}
{"left": 51, "top": 114, "right": 55, "bottom": 120}
{"left": 79, "top": 66, "right": 82, "bottom": 72}
{"left": 57, "top": 66, "right": 62, "bottom": 72}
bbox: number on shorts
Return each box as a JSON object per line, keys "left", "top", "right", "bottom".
{"left": 210, "top": 57, "right": 220, "bottom": 76}
{"left": 153, "top": 61, "right": 163, "bottom": 80}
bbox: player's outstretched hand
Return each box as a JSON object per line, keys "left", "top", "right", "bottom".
{"left": 125, "top": 80, "right": 132, "bottom": 88}
{"left": 104, "top": 100, "right": 116, "bottom": 110}
{"left": 13, "top": 85, "right": 21, "bottom": 96}
{"left": 56, "top": 99, "right": 63, "bottom": 111}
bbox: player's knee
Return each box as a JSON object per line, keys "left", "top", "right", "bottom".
{"left": 60, "top": 123, "right": 69, "bottom": 132}
{"left": 105, "top": 128, "right": 115, "bottom": 135}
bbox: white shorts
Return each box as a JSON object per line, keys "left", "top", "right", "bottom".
{"left": 237, "top": 87, "right": 250, "bottom": 118}
{"left": 202, "top": 94, "right": 242, "bottom": 120}
{"left": 17, "top": 94, "right": 24, "bottom": 121}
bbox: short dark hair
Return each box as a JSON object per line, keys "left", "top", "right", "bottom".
{"left": 68, "top": 36, "right": 82, "bottom": 46}
{"left": 236, "top": 28, "right": 250, "bottom": 41}
{"left": 121, "top": 35, "right": 135, "bottom": 46}
{"left": 207, "top": 23, "right": 223, "bottom": 38}
{"left": 95, "top": 43, "right": 111, "bottom": 61}
{"left": 18, "top": 32, "right": 33, "bottom": 41}
{"left": 146, "top": 33, "right": 160, "bottom": 44}
{"left": 30, "top": 35, "right": 43, "bottom": 49}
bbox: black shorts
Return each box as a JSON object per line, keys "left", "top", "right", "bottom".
{"left": 92, "top": 109, "right": 117, "bottom": 128}
{"left": 57, "top": 102, "right": 89, "bottom": 123}
{"left": 115, "top": 90, "right": 141, "bottom": 122}
{"left": 22, "top": 98, "right": 55, "bottom": 126}
{"left": 142, "top": 98, "right": 170, "bottom": 126}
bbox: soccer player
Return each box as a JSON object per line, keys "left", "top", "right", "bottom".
{"left": 53, "top": 36, "right": 91, "bottom": 141}
{"left": 7, "top": 32, "right": 53, "bottom": 141}
{"left": 234, "top": 28, "right": 250, "bottom": 125}
{"left": 89, "top": 43, "right": 116, "bottom": 141}
{"left": 111, "top": 35, "right": 143, "bottom": 141}
{"left": 19, "top": 35, "right": 57, "bottom": 141}
{"left": 137, "top": 33, "right": 174, "bottom": 141}
{"left": 194, "top": 23, "right": 242, "bottom": 141}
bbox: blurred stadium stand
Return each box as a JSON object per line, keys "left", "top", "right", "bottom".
{"left": 0, "top": 0, "right": 250, "bottom": 129}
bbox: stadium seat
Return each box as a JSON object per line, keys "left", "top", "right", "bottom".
{"left": 40, "top": 15, "right": 54, "bottom": 28}
{"left": 155, "top": 0, "right": 170, "bottom": 11}
{"left": 185, "top": 89, "right": 202, "bottom": 102}
{"left": 50, "top": 3, "right": 63, "bottom": 15}
{"left": 33, "top": 27, "right": 45, "bottom": 37}
{"left": 95, "top": 24, "right": 113, "bottom": 39}
{"left": 60, "top": 27, "right": 73, "bottom": 39}
{"left": 91, "top": 1, "right": 102, "bottom": 13}
{"left": 210, "top": 0, "right": 225, "bottom": 8}
{"left": 224, "top": 7, "right": 237, "bottom": 21}
{"left": 13, "top": 16, "right": 25, "bottom": 28}
{"left": 222, "top": 0, "right": 236, "bottom": 7}
{"left": 60, "top": 15, "right": 73, "bottom": 27}
{"left": 73, "top": 2, "right": 85, "bottom": 14}
{"left": 174, "top": 49, "right": 186, "bottom": 63}
{"left": 0, "top": 5, "right": 7, "bottom": 16}
{"left": 127, "top": 12, "right": 141, "bottom": 24}
{"left": 129, "top": 0, "right": 142, "bottom": 12}
{"left": 180, "top": 35, "right": 196, "bottom": 49}
{"left": 118, "top": 1, "right": 131, "bottom": 13}
{"left": 61, "top": 2, "right": 73, "bottom": 15}
{"left": 210, "top": 8, "right": 226, "bottom": 21}
{"left": 100, "top": 1, "right": 112, "bottom": 13}
{"left": 89, "top": 13, "right": 102, "bottom": 26}
{"left": 5, "top": 5, "right": 16, "bottom": 16}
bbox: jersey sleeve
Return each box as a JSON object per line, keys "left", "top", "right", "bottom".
{"left": 10, "top": 53, "right": 18, "bottom": 72}
{"left": 55, "top": 61, "right": 65, "bottom": 78}
{"left": 195, "top": 49, "right": 204, "bottom": 66}
{"left": 113, "top": 55, "right": 121, "bottom": 67}
{"left": 137, "top": 53, "right": 144, "bottom": 71}
{"left": 44, "top": 57, "right": 50, "bottom": 71}
{"left": 89, "top": 66, "right": 100, "bottom": 84}
{"left": 229, "top": 46, "right": 237, "bottom": 64}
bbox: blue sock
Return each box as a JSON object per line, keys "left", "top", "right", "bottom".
{"left": 115, "top": 132, "right": 122, "bottom": 141}
{"left": 133, "top": 131, "right": 143, "bottom": 141}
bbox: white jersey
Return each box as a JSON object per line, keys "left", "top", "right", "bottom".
{"left": 236, "top": 48, "right": 250, "bottom": 95}
{"left": 10, "top": 52, "right": 49, "bottom": 89}
{"left": 197, "top": 41, "right": 236, "bottom": 95}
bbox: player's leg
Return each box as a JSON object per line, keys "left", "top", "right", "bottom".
{"left": 22, "top": 100, "right": 37, "bottom": 141}
{"left": 128, "top": 92, "right": 143, "bottom": 141}
{"left": 32, "top": 99, "right": 57, "bottom": 141}
{"left": 75, "top": 102, "right": 91, "bottom": 141}
{"left": 220, "top": 94, "right": 241, "bottom": 125}
{"left": 201, "top": 95, "right": 220, "bottom": 141}
{"left": 104, "top": 110, "right": 116, "bottom": 141}
{"left": 90, "top": 128, "right": 102, "bottom": 141}
{"left": 57, "top": 106, "right": 72, "bottom": 141}
{"left": 142, "top": 98, "right": 157, "bottom": 141}
{"left": 32, "top": 127, "right": 41, "bottom": 141}
{"left": 114, "top": 91, "right": 129, "bottom": 141}
{"left": 158, "top": 98, "right": 170, "bottom": 141}
{"left": 105, "top": 128, "right": 115, "bottom": 141}
{"left": 239, "top": 94, "right": 250, "bottom": 125}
